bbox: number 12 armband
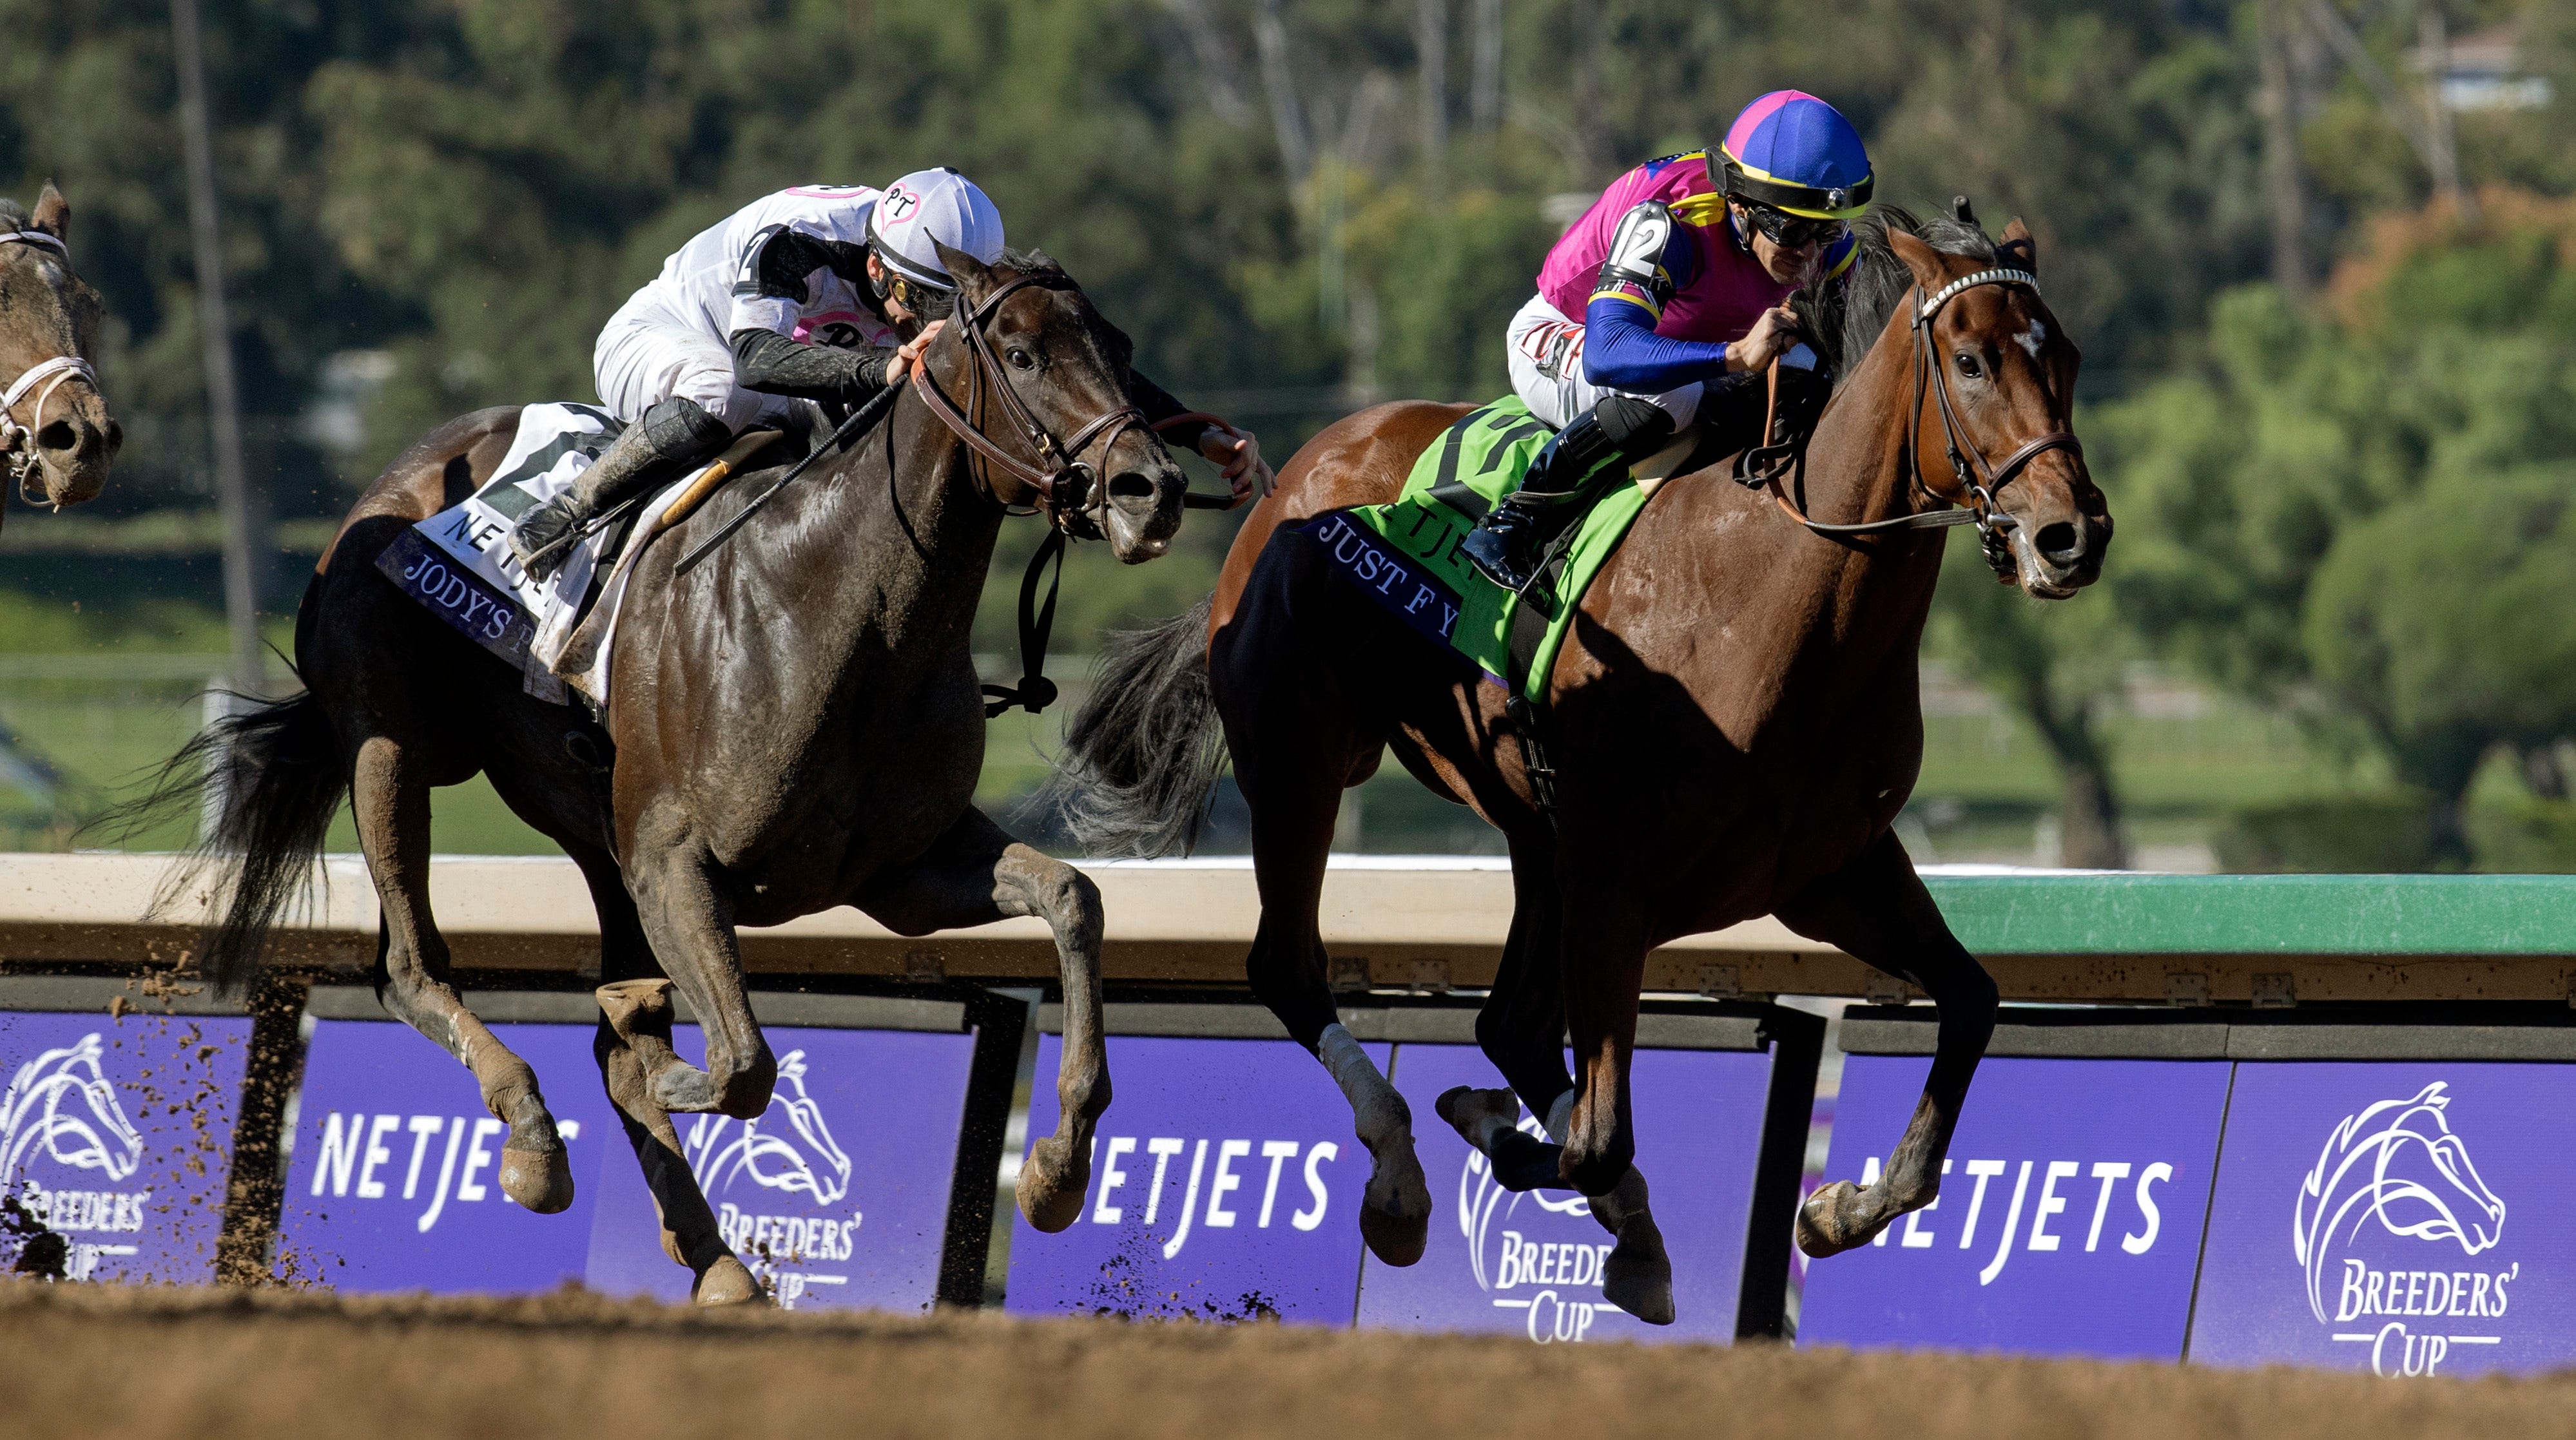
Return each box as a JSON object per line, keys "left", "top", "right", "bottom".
{"left": 1590, "top": 201, "right": 1683, "bottom": 323}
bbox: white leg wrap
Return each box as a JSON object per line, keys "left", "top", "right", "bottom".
{"left": 1319, "top": 1022, "right": 1405, "bottom": 1148}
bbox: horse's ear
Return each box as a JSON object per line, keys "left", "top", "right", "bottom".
{"left": 31, "top": 183, "right": 67, "bottom": 244}
{"left": 1999, "top": 216, "right": 2037, "bottom": 276}
{"left": 1885, "top": 228, "right": 1950, "bottom": 291}
{"left": 933, "top": 239, "right": 999, "bottom": 308}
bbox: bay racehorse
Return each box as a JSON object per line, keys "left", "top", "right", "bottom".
{"left": 128, "top": 246, "right": 1180, "bottom": 1302}
{"left": 0, "top": 186, "right": 117, "bottom": 520}
{"left": 1049, "top": 208, "right": 2109, "bottom": 1324}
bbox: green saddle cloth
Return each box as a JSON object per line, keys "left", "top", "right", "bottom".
{"left": 1295, "top": 398, "right": 1651, "bottom": 702}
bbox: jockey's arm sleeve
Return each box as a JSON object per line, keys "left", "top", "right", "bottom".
{"left": 1580, "top": 297, "right": 1736, "bottom": 392}
{"left": 729, "top": 327, "right": 889, "bottom": 403}
{"left": 1127, "top": 369, "right": 1212, "bottom": 454}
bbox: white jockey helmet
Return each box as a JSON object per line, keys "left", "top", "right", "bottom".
{"left": 866, "top": 168, "right": 1007, "bottom": 294}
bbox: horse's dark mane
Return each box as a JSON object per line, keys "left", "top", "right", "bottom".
{"left": 1794, "top": 206, "right": 1996, "bottom": 374}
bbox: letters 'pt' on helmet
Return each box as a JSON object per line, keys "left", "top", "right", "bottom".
{"left": 1719, "top": 91, "right": 1874, "bottom": 221}
{"left": 867, "top": 167, "right": 1008, "bottom": 294}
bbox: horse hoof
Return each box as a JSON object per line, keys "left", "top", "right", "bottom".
{"left": 499, "top": 1144, "right": 576, "bottom": 1214}
{"left": 1433, "top": 1086, "right": 1518, "bottom": 1144}
{"left": 1016, "top": 1136, "right": 1090, "bottom": 1234}
{"left": 1602, "top": 1213, "right": 1674, "bottom": 1325}
{"left": 692, "top": 1254, "right": 767, "bottom": 1307}
{"left": 1796, "top": 1179, "right": 1882, "bottom": 1259}
{"left": 1359, "top": 1134, "right": 1432, "bottom": 1267}
{"left": 649, "top": 1061, "right": 721, "bottom": 1113}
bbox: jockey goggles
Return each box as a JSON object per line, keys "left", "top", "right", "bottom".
{"left": 1738, "top": 201, "right": 1847, "bottom": 251}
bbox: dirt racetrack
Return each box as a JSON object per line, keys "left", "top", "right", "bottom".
{"left": 4, "top": 1282, "right": 2571, "bottom": 1440}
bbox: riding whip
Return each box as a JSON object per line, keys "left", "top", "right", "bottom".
{"left": 673, "top": 378, "right": 909, "bottom": 577}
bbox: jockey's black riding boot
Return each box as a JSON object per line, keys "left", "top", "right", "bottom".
{"left": 1460, "top": 395, "right": 1674, "bottom": 593}
{"left": 509, "top": 397, "right": 731, "bottom": 582}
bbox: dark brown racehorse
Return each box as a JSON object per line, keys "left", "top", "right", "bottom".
{"left": 0, "top": 186, "right": 118, "bottom": 519}
{"left": 128, "top": 247, "right": 1180, "bottom": 1303}
{"left": 1050, "top": 209, "right": 2109, "bottom": 1324}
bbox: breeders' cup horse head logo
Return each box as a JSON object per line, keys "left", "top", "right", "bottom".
{"left": 1, "top": 1032, "right": 144, "bottom": 1189}
{"left": 1458, "top": 1109, "right": 1589, "bottom": 1292}
{"left": 2294, "top": 1082, "right": 2504, "bottom": 1323}
{"left": 682, "top": 1050, "right": 853, "bottom": 1207}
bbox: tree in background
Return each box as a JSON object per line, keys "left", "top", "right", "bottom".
{"left": 2104, "top": 190, "right": 2576, "bottom": 863}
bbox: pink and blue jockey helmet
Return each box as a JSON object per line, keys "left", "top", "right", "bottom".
{"left": 1718, "top": 91, "right": 1874, "bottom": 220}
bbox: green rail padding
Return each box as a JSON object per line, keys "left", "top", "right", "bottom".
{"left": 1921, "top": 874, "right": 2576, "bottom": 956}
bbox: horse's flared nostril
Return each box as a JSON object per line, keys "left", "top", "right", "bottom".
{"left": 2035, "top": 521, "right": 2084, "bottom": 565}
{"left": 102, "top": 418, "right": 123, "bottom": 456}
{"left": 34, "top": 419, "right": 76, "bottom": 455}
{"left": 1105, "top": 469, "right": 1159, "bottom": 514}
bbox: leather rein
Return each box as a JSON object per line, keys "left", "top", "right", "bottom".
{"left": 913, "top": 272, "right": 1150, "bottom": 535}
{"left": 1745, "top": 265, "right": 2080, "bottom": 546}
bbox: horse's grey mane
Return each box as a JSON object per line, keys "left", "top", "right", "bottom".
{"left": 1795, "top": 206, "right": 1997, "bottom": 374}
{"left": 0, "top": 200, "right": 28, "bottom": 231}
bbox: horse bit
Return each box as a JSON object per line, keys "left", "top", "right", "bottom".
{"left": 0, "top": 228, "right": 101, "bottom": 503}
{"left": 1745, "top": 265, "right": 2081, "bottom": 558}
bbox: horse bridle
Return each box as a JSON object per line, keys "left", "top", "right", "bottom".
{"left": 1748, "top": 266, "right": 2080, "bottom": 553}
{"left": 911, "top": 272, "right": 1150, "bottom": 535}
{"left": 0, "top": 229, "right": 102, "bottom": 503}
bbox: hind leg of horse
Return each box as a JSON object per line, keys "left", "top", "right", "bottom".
{"left": 349, "top": 734, "right": 576, "bottom": 1213}
{"left": 1225, "top": 695, "right": 1430, "bottom": 1266}
{"left": 1775, "top": 829, "right": 1998, "bottom": 1258}
{"left": 619, "top": 836, "right": 777, "bottom": 1120}
{"left": 1438, "top": 851, "right": 1674, "bottom": 1323}
{"left": 853, "top": 806, "right": 1106, "bottom": 1234}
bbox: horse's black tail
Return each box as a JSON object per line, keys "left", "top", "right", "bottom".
{"left": 85, "top": 686, "right": 347, "bottom": 994}
{"left": 1043, "top": 595, "right": 1228, "bottom": 858}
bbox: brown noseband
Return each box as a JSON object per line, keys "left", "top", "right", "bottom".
{"left": 912, "top": 272, "right": 1150, "bottom": 533}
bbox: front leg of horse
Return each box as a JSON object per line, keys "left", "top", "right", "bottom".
{"left": 1434, "top": 1087, "right": 1673, "bottom": 1324}
{"left": 852, "top": 809, "right": 1110, "bottom": 1233}
{"left": 1776, "top": 830, "right": 1999, "bottom": 1259}
{"left": 594, "top": 979, "right": 763, "bottom": 1305}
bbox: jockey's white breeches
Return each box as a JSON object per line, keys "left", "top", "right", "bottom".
{"left": 593, "top": 291, "right": 799, "bottom": 432}
{"left": 1503, "top": 294, "right": 1704, "bottom": 431}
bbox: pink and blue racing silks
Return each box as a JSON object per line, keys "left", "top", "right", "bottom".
{"left": 1535, "top": 151, "right": 1855, "bottom": 395}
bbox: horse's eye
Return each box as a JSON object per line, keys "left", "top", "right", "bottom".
{"left": 1007, "top": 347, "right": 1035, "bottom": 370}
{"left": 1954, "top": 351, "right": 1982, "bottom": 379}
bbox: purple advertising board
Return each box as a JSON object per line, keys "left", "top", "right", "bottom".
{"left": 0, "top": 1008, "right": 251, "bottom": 1283}
{"left": 583, "top": 1022, "right": 976, "bottom": 1311}
{"left": 1357, "top": 1042, "right": 1776, "bottom": 1344}
{"left": 2189, "top": 1061, "right": 2576, "bottom": 1379}
{"left": 1799, "top": 1055, "right": 2230, "bottom": 1360}
{"left": 278, "top": 1019, "right": 615, "bottom": 1292}
{"left": 1005, "top": 1032, "right": 1385, "bottom": 1323}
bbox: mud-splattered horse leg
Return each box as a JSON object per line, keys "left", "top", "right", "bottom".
{"left": 350, "top": 733, "right": 575, "bottom": 1213}
{"left": 1776, "top": 830, "right": 1998, "bottom": 1257}
{"left": 570, "top": 845, "right": 761, "bottom": 1305}
{"left": 1437, "top": 843, "right": 1674, "bottom": 1323}
{"left": 854, "top": 807, "right": 1107, "bottom": 1233}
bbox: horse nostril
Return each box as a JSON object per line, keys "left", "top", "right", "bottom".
{"left": 34, "top": 419, "right": 76, "bottom": 454}
{"left": 1105, "top": 469, "right": 1158, "bottom": 513}
{"left": 103, "top": 419, "right": 123, "bottom": 456}
{"left": 2035, "top": 521, "right": 2083, "bottom": 564}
